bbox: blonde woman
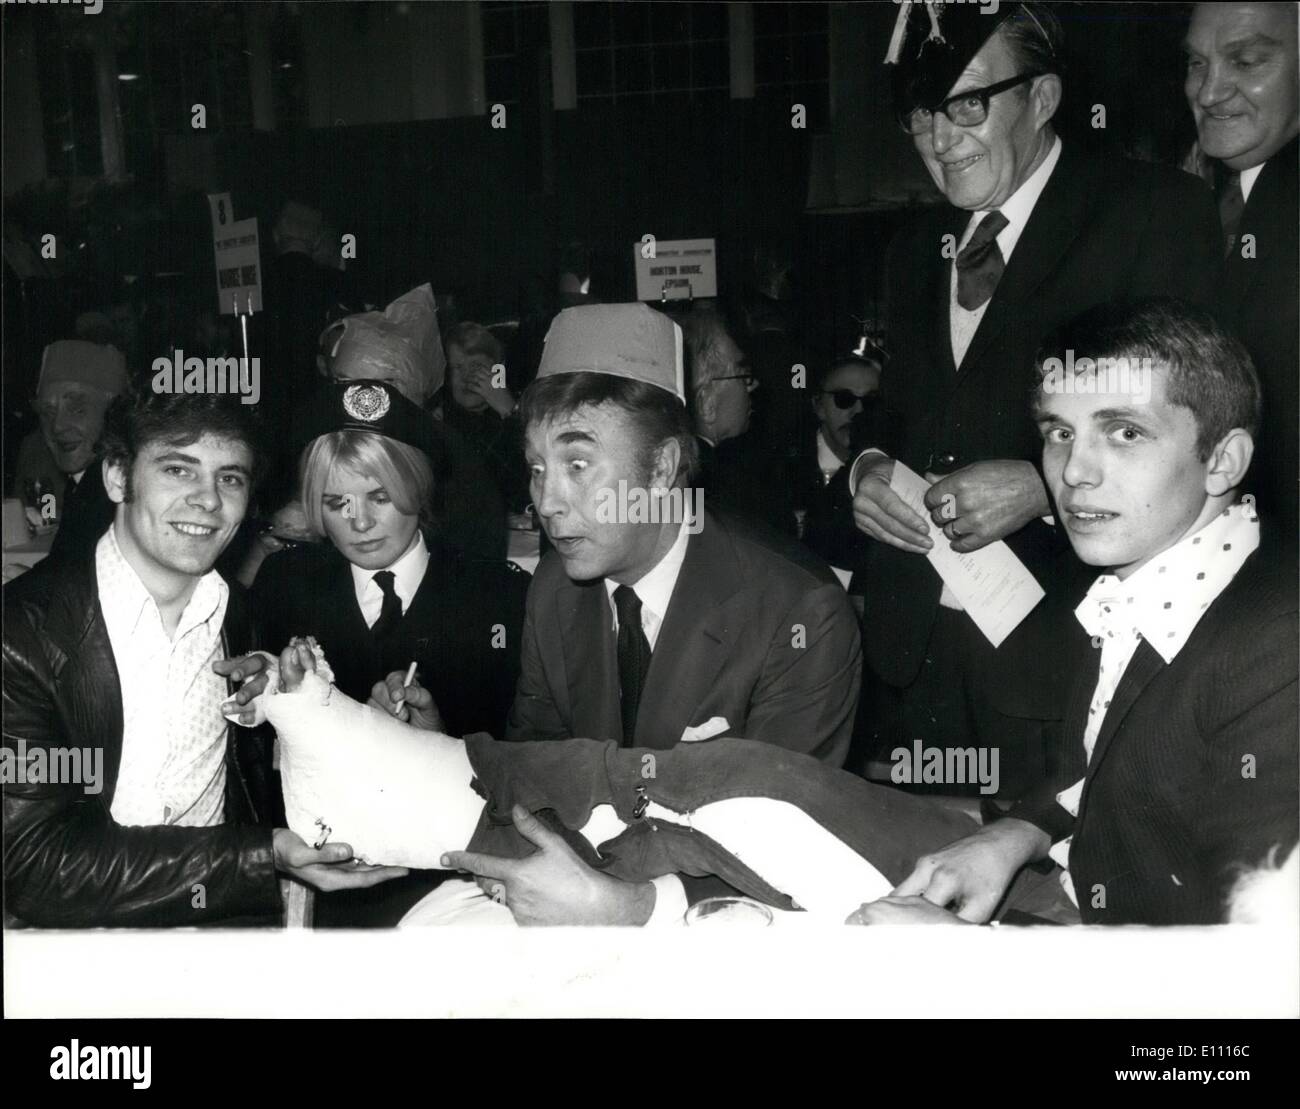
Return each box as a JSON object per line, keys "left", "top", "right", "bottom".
{"left": 251, "top": 381, "right": 529, "bottom": 927}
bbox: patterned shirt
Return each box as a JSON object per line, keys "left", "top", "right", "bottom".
{"left": 97, "top": 524, "right": 231, "bottom": 828}
{"left": 1050, "top": 502, "right": 1261, "bottom": 901}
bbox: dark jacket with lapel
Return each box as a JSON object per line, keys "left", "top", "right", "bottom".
{"left": 506, "top": 508, "right": 862, "bottom": 768}
{"left": 1012, "top": 543, "right": 1298, "bottom": 924}
{"left": 852, "top": 142, "right": 1222, "bottom": 717}
{"left": 254, "top": 534, "right": 529, "bottom": 740}
{"left": 46, "top": 460, "right": 115, "bottom": 566}
{"left": 1218, "top": 137, "right": 1299, "bottom": 536}
{"left": 792, "top": 429, "right": 873, "bottom": 573}
{"left": 3, "top": 546, "right": 281, "bottom": 927}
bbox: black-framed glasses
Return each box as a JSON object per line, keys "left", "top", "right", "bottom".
{"left": 899, "top": 72, "right": 1044, "bottom": 135}
{"left": 818, "top": 389, "right": 875, "bottom": 411}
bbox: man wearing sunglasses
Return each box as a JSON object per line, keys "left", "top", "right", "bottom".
{"left": 846, "top": 3, "right": 1222, "bottom": 797}
{"left": 795, "top": 355, "right": 882, "bottom": 571}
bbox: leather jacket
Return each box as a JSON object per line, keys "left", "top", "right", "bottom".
{"left": 3, "top": 546, "right": 283, "bottom": 927}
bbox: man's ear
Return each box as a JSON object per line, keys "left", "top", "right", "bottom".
{"left": 1031, "top": 73, "right": 1062, "bottom": 129}
{"left": 103, "top": 457, "right": 128, "bottom": 505}
{"left": 650, "top": 437, "right": 683, "bottom": 491}
{"left": 1204, "top": 428, "right": 1254, "bottom": 497}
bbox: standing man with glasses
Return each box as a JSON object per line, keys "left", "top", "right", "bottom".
{"left": 845, "top": 3, "right": 1222, "bottom": 794}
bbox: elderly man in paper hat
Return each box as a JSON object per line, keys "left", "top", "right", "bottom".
{"left": 378, "top": 302, "right": 861, "bottom": 924}
{"left": 843, "top": 1, "right": 1224, "bottom": 795}
{"left": 11, "top": 340, "right": 130, "bottom": 567}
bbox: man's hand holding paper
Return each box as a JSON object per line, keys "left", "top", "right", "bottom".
{"left": 889, "top": 460, "right": 1046, "bottom": 648}
{"left": 851, "top": 454, "right": 934, "bottom": 554}
{"left": 922, "top": 459, "right": 1050, "bottom": 553}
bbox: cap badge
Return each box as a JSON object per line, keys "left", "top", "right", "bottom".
{"left": 342, "top": 383, "right": 390, "bottom": 422}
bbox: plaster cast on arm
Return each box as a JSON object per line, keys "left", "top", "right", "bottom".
{"left": 255, "top": 649, "right": 485, "bottom": 869}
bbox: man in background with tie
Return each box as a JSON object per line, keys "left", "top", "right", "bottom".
{"left": 11, "top": 340, "right": 128, "bottom": 568}
{"left": 846, "top": 3, "right": 1221, "bottom": 797}
{"left": 1184, "top": 1, "right": 1298, "bottom": 537}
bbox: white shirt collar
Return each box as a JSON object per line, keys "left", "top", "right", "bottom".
{"left": 350, "top": 530, "right": 430, "bottom": 613}
{"left": 1074, "top": 501, "right": 1260, "bottom": 665}
{"left": 1239, "top": 162, "right": 1265, "bottom": 204}
{"left": 960, "top": 134, "right": 1063, "bottom": 258}
{"left": 605, "top": 515, "right": 692, "bottom": 650}
{"left": 816, "top": 428, "right": 844, "bottom": 482}
{"left": 97, "top": 522, "right": 228, "bottom": 643}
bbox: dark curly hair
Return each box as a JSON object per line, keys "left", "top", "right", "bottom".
{"left": 98, "top": 387, "right": 270, "bottom": 500}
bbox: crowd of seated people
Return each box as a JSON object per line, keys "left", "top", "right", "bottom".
{"left": 2, "top": 2, "right": 1295, "bottom": 933}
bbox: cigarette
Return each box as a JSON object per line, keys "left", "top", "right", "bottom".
{"left": 392, "top": 661, "right": 418, "bottom": 715}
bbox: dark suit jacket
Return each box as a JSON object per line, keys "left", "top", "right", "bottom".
{"left": 696, "top": 434, "right": 798, "bottom": 540}
{"left": 46, "top": 461, "right": 115, "bottom": 565}
{"left": 1011, "top": 543, "right": 1298, "bottom": 925}
{"left": 3, "top": 548, "right": 281, "bottom": 927}
{"left": 791, "top": 430, "right": 872, "bottom": 573}
{"left": 506, "top": 508, "right": 862, "bottom": 768}
{"left": 853, "top": 142, "right": 1222, "bottom": 716}
{"left": 1218, "top": 137, "right": 1299, "bottom": 537}
{"left": 254, "top": 534, "right": 529, "bottom": 740}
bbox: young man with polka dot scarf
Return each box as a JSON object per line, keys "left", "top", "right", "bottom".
{"left": 853, "top": 298, "right": 1296, "bottom": 926}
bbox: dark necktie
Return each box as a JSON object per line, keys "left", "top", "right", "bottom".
{"left": 371, "top": 570, "right": 403, "bottom": 642}
{"left": 955, "top": 209, "right": 1010, "bottom": 310}
{"left": 1218, "top": 172, "right": 1245, "bottom": 259}
{"left": 61, "top": 474, "right": 77, "bottom": 521}
{"left": 613, "top": 584, "right": 651, "bottom": 746}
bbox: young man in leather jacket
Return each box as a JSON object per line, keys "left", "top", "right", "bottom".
{"left": 3, "top": 389, "right": 407, "bottom": 927}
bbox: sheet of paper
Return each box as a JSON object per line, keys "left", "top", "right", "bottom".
{"left": 889, "top": 461, "right": 1045, "bottom": 648}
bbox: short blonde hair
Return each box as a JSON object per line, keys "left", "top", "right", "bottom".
{"left": 298, "top": 431, "right": 434, "bottom": 537}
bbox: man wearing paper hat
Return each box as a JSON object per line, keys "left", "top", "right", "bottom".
{"left": 389, "top": 302, "right": 862, "bottom": 924}
{"left": 845, "top": 2, "right": 1224, "bottom": 795}
{"left": 16, "top": 340, "right": 130, "bottom": 565}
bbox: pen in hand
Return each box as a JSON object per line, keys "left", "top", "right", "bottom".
{"left": 391, "top": 661, "right": 418, "bottom": 718}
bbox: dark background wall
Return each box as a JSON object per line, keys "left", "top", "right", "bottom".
{"left": 4, "top": 1, "right": 1200, "bottom": 400}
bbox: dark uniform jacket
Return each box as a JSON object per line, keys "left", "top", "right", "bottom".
{"left": 254, "top": 533, "right": 529, "bottom": 740}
